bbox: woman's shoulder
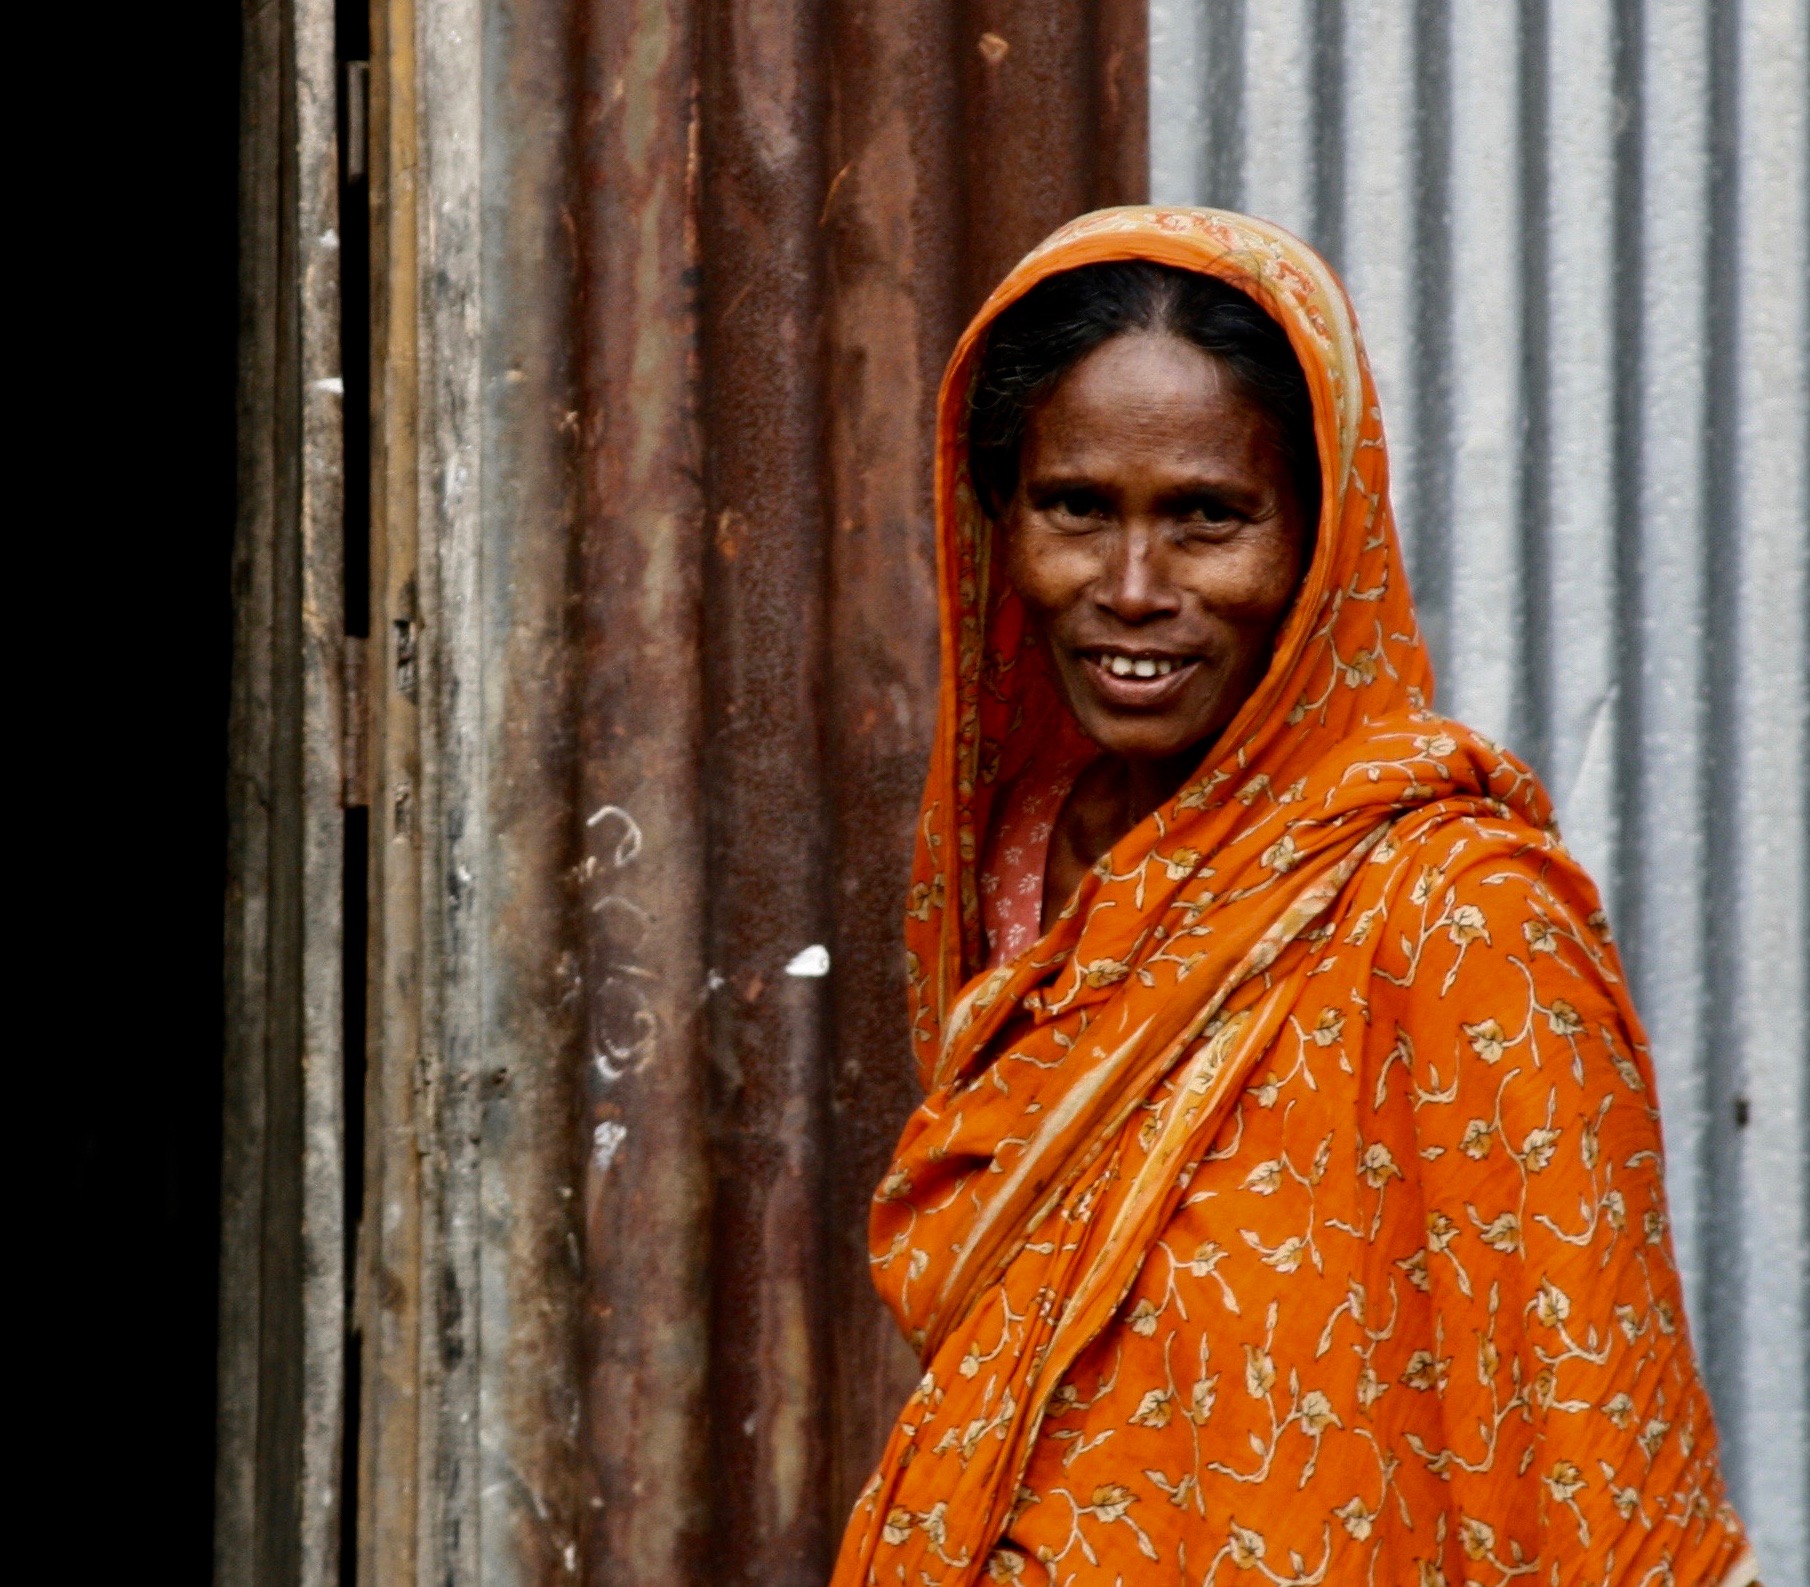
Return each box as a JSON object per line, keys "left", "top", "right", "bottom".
{"left": 1345, "top": 797, "right": 1636, "bottom": 1067}
{"left": 1361, "top": 795, "right": 1615, "bottom": 958}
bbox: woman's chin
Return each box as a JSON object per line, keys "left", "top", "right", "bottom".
{"left": 1071, "top": 711, "right": 1219, "bottom": 768}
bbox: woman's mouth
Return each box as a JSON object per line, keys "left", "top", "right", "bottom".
{"left": 1078, "top": 648, "right": 1201, "bottom": 706}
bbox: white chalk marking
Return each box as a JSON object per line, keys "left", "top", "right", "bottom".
{"left": 585, "top": 803, "right": 643, "bottom": 867}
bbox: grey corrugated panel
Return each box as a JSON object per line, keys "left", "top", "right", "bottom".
{"left": 1241, "top": 0, "right": 1316, "bottom": 239}
{"left": 1339, "top": 0, "right": 1419, "bottom": 568}
{"left": 1148, "top": 0, "right": 1207, "bottom": 208}
{"left": 1633, "top": 0, "right": 1714, "bottom": 1332}
{"left": 1727, "top": 3, "right": 1808, "bottom": 1577}
{"left": 1149, "top": 0, "right": 1809, "bottom": 1573}
{"left": 1540, "top": 0, "right": 1619, "bottom": 895}
{"left": 1444, "top": 0, "right": 1524, "bottom": 746}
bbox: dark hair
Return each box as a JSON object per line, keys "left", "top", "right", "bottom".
{"left": 967, "top": 260, "right": 1320, "bottom": 526}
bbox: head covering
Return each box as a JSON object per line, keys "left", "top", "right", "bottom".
{"left": 838, "top": 209, "right": 1750, "bottom": 1587}
{"left": 905, "top": 205, "right": 1426, "bottom": 1075}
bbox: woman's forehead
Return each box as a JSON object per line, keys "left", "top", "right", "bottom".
{"left": 1023, "top": 337, "right": 1283, "bottom": 474}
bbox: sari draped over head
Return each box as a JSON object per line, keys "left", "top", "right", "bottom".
{"left": 831, "top": 209, "right": 1754, "bottom": 1587}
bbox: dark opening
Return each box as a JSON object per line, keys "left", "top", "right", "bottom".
{"left": 42, "top": 0, "right": 241, "bottom": 1569}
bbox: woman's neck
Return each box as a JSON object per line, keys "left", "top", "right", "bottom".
{"left": 1042, "top": 749, "right": 1201, "bottom": 931}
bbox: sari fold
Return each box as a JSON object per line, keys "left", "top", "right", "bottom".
{"left": 835, "top": 209, "right": 1748, "bottom": 1585}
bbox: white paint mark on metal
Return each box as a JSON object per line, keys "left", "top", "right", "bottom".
{"left": 784, "top": 944, "right": 831, "bottom": 978}
{"left": 590, "top": 1120, "right": 628, "bottom": 1176}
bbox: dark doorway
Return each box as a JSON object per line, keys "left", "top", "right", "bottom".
{"left": 42, "top": 4, "right": 241, "bottom": 1571}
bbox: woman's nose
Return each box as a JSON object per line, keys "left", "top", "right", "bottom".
{"left": 1094, "top": 527, "right": 1180, "bottom": 622}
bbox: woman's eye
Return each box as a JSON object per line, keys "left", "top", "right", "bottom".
{"left": 1049, "top": 492, "right": 1108, "bottom": 520}
{"left": 1180, "top": 498, "right": 1231, "bottom": 523}
{"left": 1176, "top": 498, "right": 1243, "bottom": 535}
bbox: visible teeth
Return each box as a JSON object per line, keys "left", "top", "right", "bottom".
{"left": 1101, "top": 654, "right": 1178, "bottom": 678}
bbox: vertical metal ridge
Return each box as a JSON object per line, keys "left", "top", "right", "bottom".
{"left": 1539, "top": 0, "right": 1622, "bottom": 895}
{"left": 1698, "top": 0, "right": 1748, "bottom": 1496}
{"left": 1630, "top": 0, "right": 1715, "bottom": 1334}
{"left": 1607, "top": 0, "right": 1645, "bottom": 1022}
{"left": 819, "top": 0, "right": 963, "bottom": 1526}
{"left": 572, "top": 1, "right": 713, "bottom": 1580}
{"left": 474, "top": 0, "right": 590, "bottom": 1578}
{"left": 217, "top": 6, "right": 284, "bottom": 1576}
{"left": 696, "top": 0, "right": 835, "bottom": 1577}
{"left": 1311, "top": 0, "right": 1346, "bottom": 269}
{"left": 1239, "top": 0, "right": 1314, "bottom": 236}
{"left": 1445, "top": 0, "right": 1523, "bottom": 742}
{"left": 1339, "top": 0, "right": 1417, "bottom": 561}
{"left": 1206, "top": 0, "right": 1246, "bottom": 208}
{"left": 1149, "top": 0, "right": 1208, "bottom": 203}
{"left": 1515, "top": 0, "right": 1553, "bottom": 779}
{"left": 357, "top": 0, "right": 427, "bottom": 1577}
{"left": 1727, "top": 0, "right": 1809, "bottom": 1570}
{"left": 1096, "top": 0, "right": 1152, "bottom": 207}
{"left": 1409, "top": 0, "right": 1453, "bottom": 673}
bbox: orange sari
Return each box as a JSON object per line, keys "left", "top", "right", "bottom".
{"left": 830, "top": 210, "right": 1755, "bottom": 1587}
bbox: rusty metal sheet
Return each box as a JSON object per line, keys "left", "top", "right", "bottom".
{"left": 818, "top": 0, "right": 1148, "bottom": 1530}
{"left": 696, "top": 1, "right": 835, "bottom": 1581}
{"left": 475, "top": 0, "right": 591, "bottom": 1580}
{"left": 818, "top": 0, "right": 967, "bottom": 1530}
{"left": 573, "top": 0, "right": 714, "bottom": 1580}
{"left": 227, "top": 3, "right": 1147, "bottom": 1582}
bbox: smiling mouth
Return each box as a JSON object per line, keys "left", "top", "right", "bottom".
{"left": 1083, "top": 648, "right": 1195, "bottom": 678}
{"left": 1078, "top": 648, "right": 1202, "bottom": 702}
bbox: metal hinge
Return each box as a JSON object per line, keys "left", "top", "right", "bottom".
{"left": 343, "top": 635, "right": 371, "bottom": 808}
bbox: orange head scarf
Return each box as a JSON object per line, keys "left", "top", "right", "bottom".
{"left": 841, "top": 209, "right": 1750, "bottom": 1587}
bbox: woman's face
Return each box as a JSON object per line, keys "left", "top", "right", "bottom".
{"left": 1000, "top": 330, "right": 1312, "bottom": 766}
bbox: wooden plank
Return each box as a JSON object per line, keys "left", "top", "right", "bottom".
{"left": 216, "top": 1, "right": 283, "bottom": 1575}
{"left": 356, "top": 0, "right": 425, "bottom": 1579}
{"left": 218, "top": 0, "right": 346, "bottom": 1581}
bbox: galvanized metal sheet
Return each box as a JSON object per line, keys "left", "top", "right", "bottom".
{"left": 1149, "top": 1, "right": 1810, "bottom": 1575}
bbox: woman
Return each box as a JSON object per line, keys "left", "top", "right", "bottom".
{"left": 831, "top": 210, "right": 1754, "bottom": 1585}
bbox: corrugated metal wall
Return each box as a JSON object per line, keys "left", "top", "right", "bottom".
{"left": 1150, "top": 0, "right": 1808, "bottom": 1576}
{"left": 219, "top": 3, "right": 1146, "bottom": 1583}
